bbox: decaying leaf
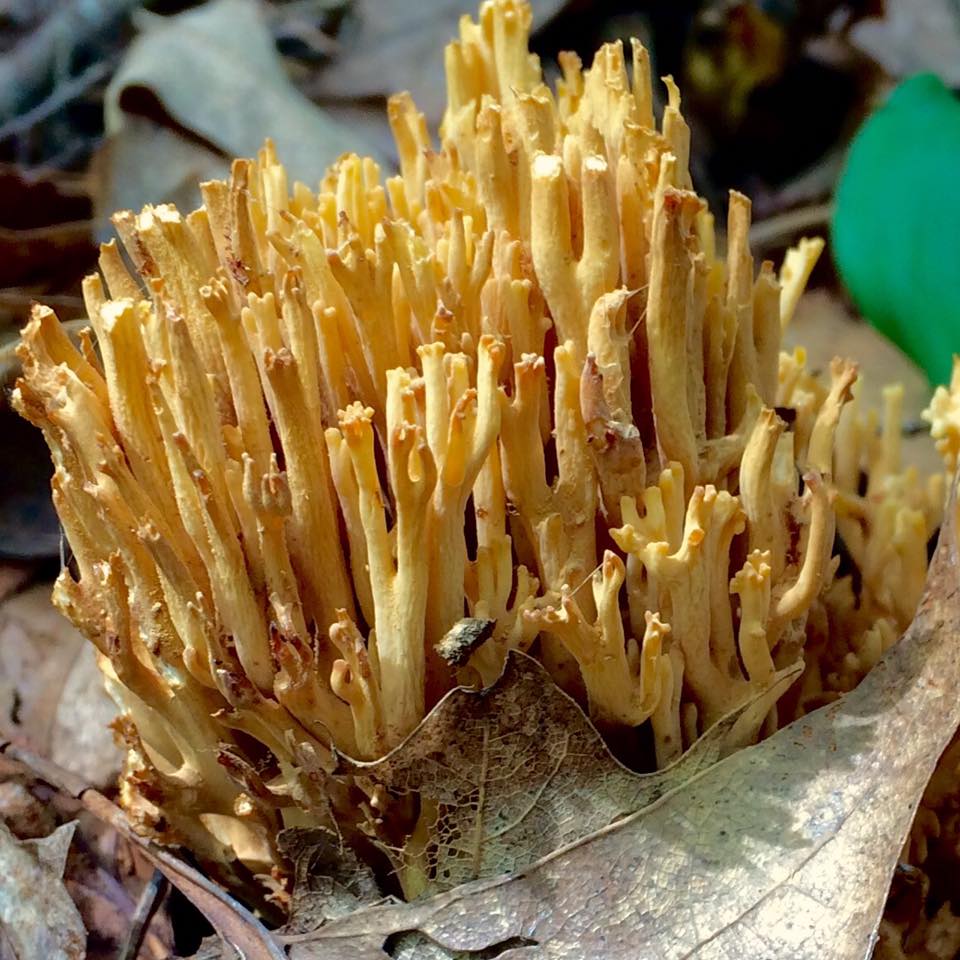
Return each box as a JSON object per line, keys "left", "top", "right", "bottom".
{"left": 49, "top": 640, "right": 122, "bottom": 787}
{"left": 279, "top": 828, "right": 387, "bottom": 931}
{"left": 99, "top": 0, "right": 388, "bottom": 220}
{"left": 0, "top": 776, "right": 57, "bottom": 840}
{"left": 0, "top": 820, "right": 85, "bottom": 960}
{"left": 338, "top": 652, "right": 800, "bottom": 898}
{"left": 185, "top": 657, "right": 796, "bottom": 959}
{"left": 241, "top": 497, "right": 960, "bottom": 959}
{"left": 0, "top": 585, "right": 85, "bottom": 748}
{"left": 94, "top": 114, "right": 229, "bottom": 243}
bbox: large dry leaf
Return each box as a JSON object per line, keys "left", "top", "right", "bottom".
{"left": 262, "top": 496, "right": 960, "bottom": 959}
{"left": 338, "top": 652, "right": 798, "bottom": 896}
{"left": 98, "top": 0, "right": 388, "bottom": 222}
{"left": 94, "top": 115, "right": 229, "bottom": 242}
{"left": 182, "top": 653, "right": 795, "bottom": 959}
{"left": 188, "top": 654, "right": 795, "bottom": 959}
{"left": 0, "top": 820, "right": 85, "bottom": 960}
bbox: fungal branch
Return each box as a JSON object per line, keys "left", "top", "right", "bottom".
{"left": 925, "top": 357, "right": 960, "bottom": 475}
{"left": 329, "top": 386, "right": 433, "bottom": 748}
{"left": 614, "top": 478, "right": 750, "bottom": 730}
{"left": 646, "top": 171, "right": 703, "bottom": 491}
{"left": 525, "top": 552, "right": 671, "bottom": 729}
{"left": 581, "top": 288, "right": 647, "bottom": 524}
{"left": 15, "top": 307, "right": 328, "bottom": 879}
{"left": 530, "top": 150, "right": 619, "bottom": 356}
{"left": 499, "top": 342, "right": 599, "bottom": 609}
{"left": 420, "top": 336, "right": 505, "bottom": 655}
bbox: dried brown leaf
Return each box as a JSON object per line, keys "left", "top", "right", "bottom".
{"left": 0, "top": 820, "right": 85, "bottom": 960}
{"left": 50, "top": 643, "right": 122, "bottom": 787}
{"left": 94, "top": 115, "right": 228, "bottom": 242}
{"left": 337, "top": 652, "right": 799, "bottom": 898}
{"left": 279, "top": 828, "right": 387, "bottom": 931}
{"left": 99, "top": 0, "right": 389, "bottom": 221}
{"left": 0, "top": 585, "right": 85, "bottom": 748}
{"left": 0, "top": 776, "right": 57, "bottom": 839}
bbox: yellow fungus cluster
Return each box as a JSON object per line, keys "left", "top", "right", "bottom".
{"left": 13, "top": 0, "right": 958, "bottom": 897}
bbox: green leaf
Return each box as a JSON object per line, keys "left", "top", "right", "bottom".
{"left": 832, "top": 73, "right": 960, "bottom": 386}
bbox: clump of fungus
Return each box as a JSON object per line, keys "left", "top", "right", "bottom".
{"left": 13, "top": 0, "right": 960, "bottom": 905}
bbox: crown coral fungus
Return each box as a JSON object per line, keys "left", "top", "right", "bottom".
{"left": 12, "top": 0, "right": 960, "bottom": 905}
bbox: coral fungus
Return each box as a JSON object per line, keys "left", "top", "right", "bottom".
{"left": 13, "top": 0, "right": 957, "bottom": 902}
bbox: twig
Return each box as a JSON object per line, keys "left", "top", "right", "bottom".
{"left": 0, "top": 220, "right": 94, "bottom": 241}
{"left": 119, "top": 869, "right": 170, "bottom": 960}
{"left": 749, "top": 203, "right": 834, "bottom": 251}
{"left": 0, "top": 290, "right": 86, "bottom": 310}
{"left": 0, "top": 59, "right": 114, "bottom": 140}
{"left": 0, "top": 0, "right": 141, "bottom": 121}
